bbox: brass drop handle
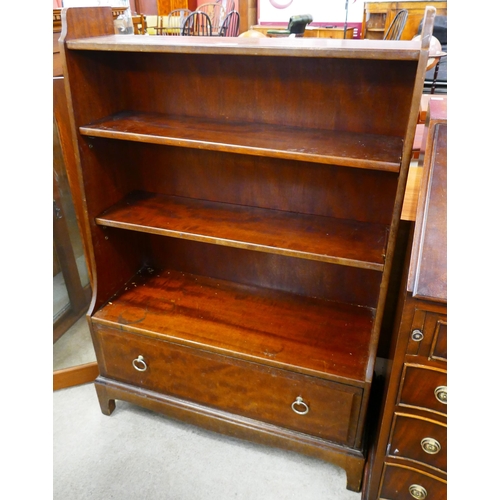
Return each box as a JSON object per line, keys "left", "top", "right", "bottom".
{"left": 421, "top": 437, "right": 441, "bottom": 455}
{"left": 411, "top": 329, "right": 424, "bottom": 342}
{"left": 132, "top": 355, "right": 148, "bottom": 372}
{"left": 434, "top": 385, "right": 447, "bottom": 404}
{"left": 291, "top": 396, "right": 309, "bottom": 415}
{"left": 409, "top": 484, "right": 427, "bottom": 499}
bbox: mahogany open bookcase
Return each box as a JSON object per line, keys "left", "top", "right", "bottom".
{"left": 60, "top": 6, "right": 435, "bottom": 492}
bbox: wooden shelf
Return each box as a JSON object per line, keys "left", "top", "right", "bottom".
{"left": 93, "top": 267, "right": 375, "bottom": 385}
{"left": 67, "top": 34, "right": 422, "bottom": 60}
{"left": 96, "top": 191, "right": 388, "bottom": 270}
{"left": 81, "top": 112, "right": 404, "bottom": 172}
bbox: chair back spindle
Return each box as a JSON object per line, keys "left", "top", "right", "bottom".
{"left": 182, "top": 11, "right": 212, "bottom": 36}
{"left": 383, "top": 9, "right": 408, "bottom": 40}
{"left": 219, "top": 10, "right": 240, "bottom": 37}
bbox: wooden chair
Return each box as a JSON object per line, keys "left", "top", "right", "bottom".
{"left": 196, "top": 2, "right": 225, "bottom": 35}
{"left": 164, "top": 8, "right": 191, "bottom": 36}
{"left": 219, "top": 10, "right": 240, "bottom": 37}
{"left": 153, "top": 15, "right": 168, "bottom": 35}
{"left": 182, "top": 11, "right": 212, "bottom": 36}
{"left": 383, "top": 9, "right": 408, "bottom": 40}
{"left": 132, "top": 14, "right": 147, "bottom": 35}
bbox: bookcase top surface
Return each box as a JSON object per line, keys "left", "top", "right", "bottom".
{"left": 66, "top": 34, "right": 423, "bottom": 60}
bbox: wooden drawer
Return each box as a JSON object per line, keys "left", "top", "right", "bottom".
{"left": 379, "top": 463, "right": 446, "bottom": 499}
{"left": 398, "top": 364, "right": 447, "bottom": 416}
{"left": 93, "top": 324, "right": 363, "bottom": 447}
{"left": 407, "top": 308, "right": 447, "bottom": 362}
{"left": 388, "top": 414, "right": 447, "bottom": 473}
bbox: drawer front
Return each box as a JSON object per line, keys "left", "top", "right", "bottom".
{"left": 94, "top": 324, "right": 362, "bottom": 447}
{"left": 398, "top": 365, "right": 447, "bottom": 416}
{"left": 407, "top": 308, "right": 447, "bottom": 362}
{"left": 430, "top": 321, "right": 447, "bottom": 361}
{"left": 379, "top": 463, "right": 446, "bottom": 499}
{"left": 389, "top": 414, "right": 447, "bottom": 473}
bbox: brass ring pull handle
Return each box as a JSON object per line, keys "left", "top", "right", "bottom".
{"left": 291, "top": 396, "right": 309, "bottom": 415}
{"left": 434, "top": 385, "right": 447, "bottom": 404}
{"left": 132, "top": 355, "right": 148, "bottom": 372}
{"left": 411, "top": 329, "right": 424, "bottom": 342}
{"left": 421, "top": 437, "right": 441, "bottom": 454}
{"left": 409, "top": 484, "right": 427, "bottom": 499}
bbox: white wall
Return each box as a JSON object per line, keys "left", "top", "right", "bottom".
{"left": 62, "top": 0, "right": 130, "bottom": 7}
{"left": 258, "top": 0, "right": 365, "bottom": 24}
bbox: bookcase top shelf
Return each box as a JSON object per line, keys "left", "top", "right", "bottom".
{"left": 80, "top": 112, "right": 404, "bottom": 172}
{"left": 66, "top": 34, "right": 423, "bottom": 60}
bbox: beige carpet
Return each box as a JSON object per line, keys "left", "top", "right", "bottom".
{"left": 54, "top": 382, "right": 362, "bottom": 500}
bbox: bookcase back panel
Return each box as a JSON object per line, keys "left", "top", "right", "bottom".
{"left": 89, "top": 226, "right": 381, "bottom": 310}
{"left": 137, "top": 144, "right": 398, "bottom": 224}
{"left": 148, "top": 236, "right": 382, "bottom": 308}
{"left": 83, "top": 139, "right": 398, "bottom": 225}
{"left": 70, "top": 51, "right": 418, "bottom": 137}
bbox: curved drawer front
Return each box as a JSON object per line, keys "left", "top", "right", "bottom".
{"left": 398, "top": 364, "right": 447, "bottom": 416}
{"left": 389, "top": 414, "right": 447, "bottom": 473}
{"left": 94, "top": 324, "right": 362, "bottom": 447}
{"left": 379, "top": 463, "right": 446, "bottom": 499}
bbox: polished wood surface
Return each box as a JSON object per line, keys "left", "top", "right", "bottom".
{"left": 93, "top": 268, "right": 375, "bottom": 384}
{"left": 156, "top": 0, "right": 196, "bottom": 15}
{"left": 362, "top": 97, "right": 447, "bottom": 499}
{"left": 361, "top": 1, "right": 447, "bottom": 40}
{"left": 398, "top": 365, "right": 447, "bottom": 416}
{"left": 53, "top": 10, "right": 96, "bottom": 387}
{"left": 237, "top": 0, "right": 257, "bottom": 34}
{"left": 388, "top": 413, "right": 447, "bottom": 472}
{"left": 53, "top": 362, "right": 100, "bottom": 391}
{"left": 409, "top": 99, "right": 447, "bottom": 302}
{"left": 80, "top": 112, "right": 405, "bottom": 171}
{"left": 60, "top": 6, "right": 436, "bottom": 492}
{"left": 95, "top": 191, "right": 389, "bottom": 269}
{"left": 401, "top": 165, "right": 422, "bottom": 221}
{"left": 95, "top": 324, "right": 363, "bottom": 444}
{"left": 66, "top": 33, "right": 423, "bottom": 58}
{"left": 379, "top": 464, "right": 447, "bottom": 499}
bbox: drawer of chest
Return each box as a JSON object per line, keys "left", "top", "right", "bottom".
{"left": 397, "top": 364, "right": 447, "bottom": 416}
{"left": 379, "top": 463, "right": 446, "bottom": 499}
{"left": 388, "top": 414, "right": 446, "bottom": 473}
{"left": 93, "top": 324, "right": 363, "bottom": 447}
{"left": 407, "top": 308, "right": 447, "bottom": 362}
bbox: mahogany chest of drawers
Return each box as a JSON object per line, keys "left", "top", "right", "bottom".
{"left": 363, "top": 99, "right": 447, "bottom": 499}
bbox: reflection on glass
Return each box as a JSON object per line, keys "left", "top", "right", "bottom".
{"left": 53, "top": 117, "right": 95, "bottom": 372}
